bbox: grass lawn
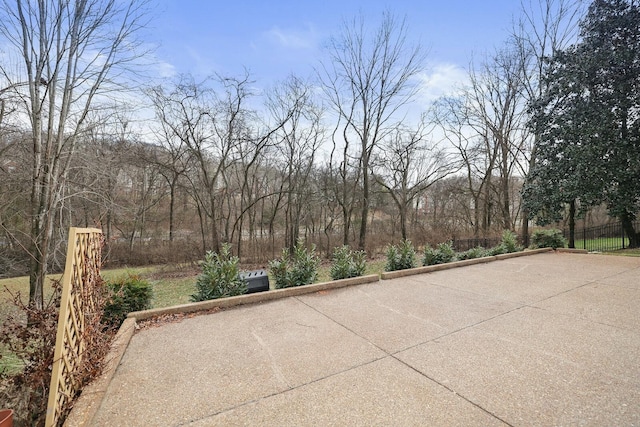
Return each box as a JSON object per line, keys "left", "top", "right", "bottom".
{"left": 604, "top": 248, "right": 640, "bottom": 256}
{"left": 147, "top": 257, "right": 388, "bottom": 308}
{"left": 0, "top": 258, "right": 389, "bottom": 317}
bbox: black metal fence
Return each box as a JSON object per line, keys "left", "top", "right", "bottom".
{"left": 563, "top": 221, "right": 639, "bottom": 252}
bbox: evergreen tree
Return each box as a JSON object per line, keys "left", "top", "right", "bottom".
{"left": 525, "top": 0, "right": 640, "bottom": 247}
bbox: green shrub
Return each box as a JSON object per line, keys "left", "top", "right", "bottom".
{"left": 386, "top": 239, "right": 417, "bottom": 271}
{"left": 423, "top": 241, "right": 456, "bottom": 266}
{"left": 484, "top": 230, "right": 523, "bottom": 256}
{"left": 269, "top": 241, "right": 320, "bottom": 288}
{"left": 530, "top": 229, "right": 567, "bottom": 249}
{"left": 191, "top": 243, "right": 246, "bottom": 302}
{"left": 487, "top": 244, "right": 507, "bottom": 256}
{"left": 457, "top": 246, "right": 489, "bottom": 260}
{"left": 501, "top": 230, "right": 522, "bottom": 253}
{"left": 330, "top": 245, "right": 366, "bottom": 280}
{"left": 422, "top": 245, "right": 437, "bottom": 265}
{"left": 103, "top": 274, "right": 153, "bottom": 327}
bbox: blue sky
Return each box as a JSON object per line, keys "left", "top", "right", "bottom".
{"left": 147, "top": 0, "right": 523, "bottom": 90}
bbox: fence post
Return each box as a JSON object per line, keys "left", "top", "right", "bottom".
{"left": 583, "top": 226, "right": 586, "bottom": 250}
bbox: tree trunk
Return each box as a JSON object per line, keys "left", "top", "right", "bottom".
{"left": 29, "top": 139, "right": 54, "bottom": 311}
{"left": 28, "top": 221, "right": 47, "bottom": 311}
{"left": 342, "top": 204, "right": 350, "bottom": 246}
{"left": 621, "top": 211, "right": 639, "bottom": 249}
{"left": 473, "top": 196, "right": 481, "bottom": 238}
{"left": 399, "top": 206, "right": 407, "bottom": 240}
{"left": 209, "top": 194, "right": 220, "bottom": 253}
{"left": 358, "top": 158, "right": 369, "bottom": 250}
{"left": 500, "top": 140, "right": 512, "bottom": 231}
{"left": 568, "top": 199, "right": 575, "bottom": 248}
{"left": 169, "top": 175, "right": 176, "bottom": 242}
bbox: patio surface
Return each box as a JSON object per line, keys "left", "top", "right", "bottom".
{"left": 89, "top": 252, "right": 640, "bottom": 426}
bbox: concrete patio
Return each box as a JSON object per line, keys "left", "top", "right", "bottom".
{"left": 84, "top": 252, "right": 640, "bottom": 426}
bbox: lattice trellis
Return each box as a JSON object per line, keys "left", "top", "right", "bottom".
{"left": 45, "top": 227, "right": 103, "bottom": 427}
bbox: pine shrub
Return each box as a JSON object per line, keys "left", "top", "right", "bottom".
{"left": 269, "top": 241, "right": 319, "bottom": 288}
{"left": 500, "top": 230, "right": 522, "bottom": 253}
{"left": 423, "top": 241, "right": 456, "bottom": 266}
{"left": 386, "top": 239, "right": 417, "bottom": 271}
{"left": 485, "top": 231, "right": 523, "bottom": 256}
{"left": 330, "top": 245, "right": 366, "bottom": 280}
{"left": 103, "top": 274, "right": 153, "bottom": 327}
{"left": 191, "top": 243, "right": 246, "bottom": 302}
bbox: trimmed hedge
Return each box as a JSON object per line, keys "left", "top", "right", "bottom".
{"left": 103, "top": 274, "right": 153, "bottom": 327}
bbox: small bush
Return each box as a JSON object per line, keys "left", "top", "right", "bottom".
{"left": 386, "top": 239, "right": 417, "bottom": 271}
{"left": 484, "top": 231, "right": 523, "bottom": 256}
{"left": 457, "top": 246, "right": 489, "bottom": 260}
{"left": 269, "top": 241, "right": 319, "bottom": 288}
{"left": 487, "top": 244, "right": 507, "bottom": 256}
{"left": 191, "top": 243, "right": 246, "bottom": 302}
{"left": 330, "top": 245, "right": 366, "bottom": 280}
{"left": 423, "top": 241, "right": 456, "bottom": 266}
{"left": 422, "top": 245, "right": 437, "bottom": 265}
{"left": 530, "top": 229, "right": 567, "bottom": 249}
{"left": 500, "top": 230, "right": 522, "bottom": 253}
{"left": 103, "top": 274, "right": 153, "bottom": 326}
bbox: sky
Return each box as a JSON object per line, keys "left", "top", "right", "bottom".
{"left": 146, "top": 0, "right": 525, "bottom": 97}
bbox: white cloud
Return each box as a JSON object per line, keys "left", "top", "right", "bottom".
{"left": 156, "top": 60, "right": 177, "bottom": 78}
{"left": 263, "top": 25, "right": 318, "bottom": 50}
{"left": 416, "top": 62, "right": 469, "bottom": 105}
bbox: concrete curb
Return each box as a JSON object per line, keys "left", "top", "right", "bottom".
{"left": 64, "top": 318, "right": 137, "bottom": 427}
{"left": 494, "top": 247, "right": 554, "bottom": 259}
{"left": 381, "top": 256, "right": 497, "bottom": 280}
{"left": 381, "top": 247, "right": 553, "bottom": 280}
{"left": 556, "top": 248, "right": 589, "bottom": 254}
{"left": 128, "top": 274, "right": 381, "bottom": 322}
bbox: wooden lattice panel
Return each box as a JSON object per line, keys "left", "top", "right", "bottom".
{"left": 46, "top": 228, "right": 102, "bottom": 427}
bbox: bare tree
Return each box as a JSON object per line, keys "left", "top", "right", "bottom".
{"left": 146, "top": 96, "right": 194, "bottom": 244}
{"left": 266, "top": 75, "right": 324, "bottom": 252}
{"left": 433, "top": 51, "right": 526, "bottom": 236}
{"left": 318, "top": 11, "right": 426, "bottom": 250}
{"left": 0, "top": 0, "right": 150, "bottom": 309}
{"left": 432, "top": 96, "right": 490, "bottom": 236}
{"left": 469, "top": 48, "right": 528, "bottom": 231}
{"left": 373, "top": 117, "right": 455, "bottom": 240}
{"left": 147, "top": 74, "right": 225, "bottom": 252}
{"left": 436, "top": 48, "right": 528, "bottom": 234}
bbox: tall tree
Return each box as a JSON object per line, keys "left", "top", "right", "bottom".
{"left": 0, "top": 0, "right": 150, "bottom": 309}
{"left": 318, "top": 11, "right": 426, "bottom": 250}
{"left": 373, "top": 118, "right": 455, "bottom": 240}
{"left": 267, "top": 76, "right": 324, "bottom": 252}
{"left": 513, "top": 0, "right": 587, "bottom": 245}
{"left": 433, "top": 46, "right": 528, "bottom": 235}
{"left": 525, "top": 0, "right": 640, "bottom": 247}
{"left": 148, "top": 75, "right": 224, "bottom": 253}
{"left": 468, "top": 48, "right": 529, "bottom": 231}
